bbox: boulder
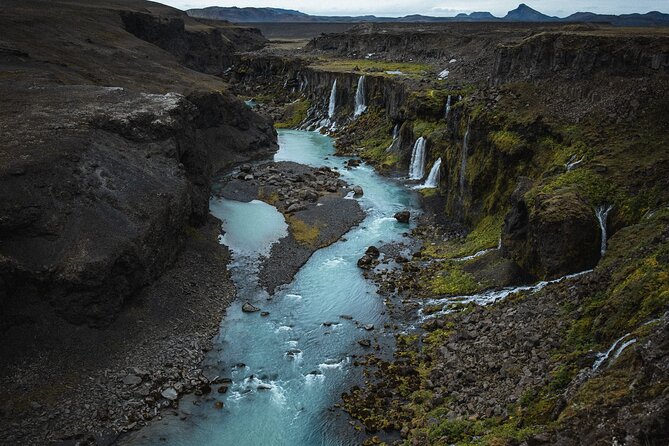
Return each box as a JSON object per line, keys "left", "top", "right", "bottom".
{"left": 352, "top": 185, "right": 364, "bottom": 197}
{"left": 242, "top": 302, "right": 260, "bottom": 313}
{"left": 394, "top": 210, "right": 411, "bottom": 223}
{"left": 365, "top": 246, "right": 380, "bottom": 258}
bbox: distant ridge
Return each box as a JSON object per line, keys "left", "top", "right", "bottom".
{"left": 187, "top": 3, "right": 669, "bottom": 26}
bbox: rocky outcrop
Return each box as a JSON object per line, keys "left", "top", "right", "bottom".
{"left": 493, "top": 31, "right": 669, "bottom": 83}
{"left": 120, "top": 11, "right": 266, "bottom": 75}
{"left": 502, "top": 185, "right": 601, "bottom": 279}
{"left": 0, "top": 0, "right": 277, "bottom": 328}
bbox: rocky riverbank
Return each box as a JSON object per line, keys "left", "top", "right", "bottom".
{"left": 0, "top": 1, "right": 278, "bottom": 444}
{"left": 0, "top": 218, "right": 236, "bottom": 445}
{"left": 218, "top": 160, "right": 365, "bottom": 293}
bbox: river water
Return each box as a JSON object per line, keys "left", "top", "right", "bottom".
{"left": 127, "top": 130, "right": 419, "bottom": 445}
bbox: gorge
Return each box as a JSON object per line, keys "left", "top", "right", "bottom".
{"left": 1, "top": 1, "right": 668, "bottom": 446}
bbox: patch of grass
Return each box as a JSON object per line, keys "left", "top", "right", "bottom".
{"left": 528, "top": 168, "right": 619, "bottom": 208}
{"left": 286, "top": 215, "right": 320, "bottom": 247}
{"left": 274, "top": 99, "right": 310, "bottom": 129}
{"left": 309, "top": 58, "right": 431, "bottom": 78}
{"left": 430, "top": 265, "right": 480, "bottom": 295}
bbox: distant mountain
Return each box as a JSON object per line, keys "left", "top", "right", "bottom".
{"left": 504, "top": 3, "right": 558, "bottom": 22}
{"left": 186, "top": 4, "right": 669, "bottom": 27}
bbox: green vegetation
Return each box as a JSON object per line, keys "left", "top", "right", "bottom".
{"left": 309, "top": 58, "right": 431, "bottom": 78}
{"left": 422, "top": 215, "right": 503, "bottom": 260}
{"left": 489, "top": 130, "right": 525, "bottom": 156}
{"left": 336, "top": 107, "right": 399, "bottom": 169}
{"left": 286, "top": 215, "right": 321, "bottom": 247}
{"left": 430, "top": 265, "right": 480, "bottom": 295}
{"left": 274, "top": 99, "right": 310, "bottom": 129}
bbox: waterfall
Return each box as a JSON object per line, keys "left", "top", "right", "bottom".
{"left": 328, "top": 79, "right": 337, "bottom": 119}
{"left": 592, "top": 333, "right": 636, "bottom": 371}
{"left": 424, "top": 158, "right": 442, "bottom": 187}
{"left": 595, "top": 205, "right": 613, "bottom": 256}
{"left": 418, "top": 269, "right": 592, "bottom": 322}
{"left": 459, "top": 122, "right": 470, "bottom": 194}
{"left": 385, "top": 124, "right": 401, "bottom": 153}
{"left": 419, "top": 158, "right": 442, "bottom": 188}
{"left": 444, "top": 95, "right": 452, "bottom": 120}
{"left": 353, "top": 76, "right": 367, "bottom": 117}
{"left": 409, "top": 137, "right": 427, "bottom": 180}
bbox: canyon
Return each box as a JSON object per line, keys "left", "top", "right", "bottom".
{"left": 1, "top": 1, "right": 668, "bottom": 445}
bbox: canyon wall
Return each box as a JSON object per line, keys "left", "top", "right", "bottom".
{"left": 0, "top": 0, "right": 276, "bottom": 329}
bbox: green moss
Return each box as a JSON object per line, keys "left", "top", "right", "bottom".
{"left": 422, "top": 215, "right": 503, "bottom": 261}
{"left": 339, "top": 107, "right": 398, "bottom": 169}
{"left": 430, "top": 266, "right": 480, "bottom": 295}
{"left": 274, "top": 99, "right": 310, "bottom": 129}
{"left": 286, "top": 215, "right": 320, "bottom": 247}
{"left": 413, "top": 120, "right": 443, "bottom": 138}
{"left": 489, "top": 130, "right": 525, "bottom": 156}
{"left": 309, "top": 58, "right": 431, "bottom": 78}
{"left": 527, "top": 168, "right": 619, "bottom": 208}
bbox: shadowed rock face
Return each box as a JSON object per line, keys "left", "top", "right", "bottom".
{"left": 0, "top": 0, "right": 277, "bottom": 328}
{"left": 502, "top": 186, "right": 601, "bottom": 280}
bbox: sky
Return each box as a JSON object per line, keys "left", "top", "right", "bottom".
{"left": 161, "top": 0, "right": 668, "bottom": 17}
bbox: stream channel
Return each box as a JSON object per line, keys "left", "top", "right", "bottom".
{"left": 127, "top": 129, "right": 420, "bottom": 445}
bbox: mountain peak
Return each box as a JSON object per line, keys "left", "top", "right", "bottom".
{"left": 505, "top": 3, "right": 555, "bottom": 21}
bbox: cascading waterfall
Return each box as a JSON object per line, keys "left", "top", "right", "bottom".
{"left": 392, "top": 124, "right": 399, "bottom": 139}
{"left": 409, "top": 137, "right": 427, "bottom": 180}
{"left": 444, "top": 95, "right": 452, "bottom": 120}
{"left": 459, "top": 122, "right": 470, "bottom": 194}
{"left": 328, "top": 79, "right": 337, "bottom": 119}
{"left": 592, "top": 333, "right": 636, "bottom": 371}
{"left": 416, "top": 158, "right": 441, "bottom": 189}
{"left": 353, "top": 75, "right": 367, "bottom": 117}
{"left": 595, "top": 205, "right": 613, "bottom": 256}
{"left": 418, "top": 269, "right": 592, "bottom": 322}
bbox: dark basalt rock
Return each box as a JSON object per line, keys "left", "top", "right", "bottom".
{"left": 394, "top": 210, "right": 411, "bottom": 223}
{"left": 0, "top": 0, "right": 277, "bottom": 329}
{"left": 502, "top": 185, "right": 601, "bottom": 279}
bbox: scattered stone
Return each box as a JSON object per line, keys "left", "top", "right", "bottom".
{"left": 214, "top": 401, "right": 224, "bottom": 409}
{"left": 358, "top": 339, "right": 372, "bottom": 347}
{"left": 122, "top": 374, "right": 142, "bottom": 386}
{"left": 260, "top": 311, "right": 270, "bottom": 317}
{"left": 161, "top": 388, "right": 178, "bottom": 401}
{"left": 352, "top": 185, "right": 364, "bottom": 197}
{"left": 363, "top": 324, "right": 375, "bottom": 331}
{"left": 242, "top": 302, "right": 260, "bottom": 313}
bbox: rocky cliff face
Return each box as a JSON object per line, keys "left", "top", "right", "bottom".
{"left": 492, "top": 31, "right": 669, "bottom": 83}
{"left": 120, "top": 11, "right": 267, "bottom": 75}
{"left": 0, "top": 0, "right": 277, "bottom": 328}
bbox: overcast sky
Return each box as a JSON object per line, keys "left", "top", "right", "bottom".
{"left": 161, "top": 1, "right": 668, "bottom": 17}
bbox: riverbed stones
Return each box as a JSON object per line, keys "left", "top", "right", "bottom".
{"left": 161, "top": 388, "right": 178, "bottom": 401}
{"left": 242, "top": 302, "right": 260, "bottom": 313}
